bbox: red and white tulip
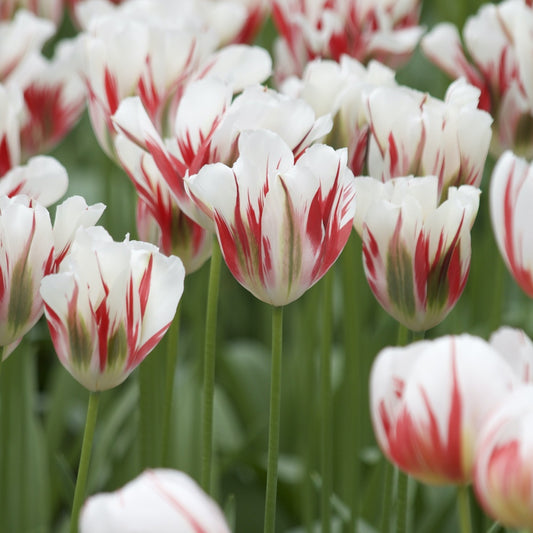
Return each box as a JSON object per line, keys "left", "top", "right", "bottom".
{"left": 79, "top": 468, "right": 230, "bottom": 533}
{"left": 365, "top": 79, "right": 492, "bottom": 198}
{"left": 353, "top": 176, "right": 480, "bottom": 331}
{"left": 271, "top": 0, "right": 423, "bottom": 83}
{"left": 490, "top": 150, "right": 533, "bottom": 297}
{"left": 371, "top": 334, "right": 518, "bottom": 485}
{"left": 40, "top": 227, "right": 184, "bottom": 391}
{"left": 474, "top": 385, "right": 533, "bottom": 530}
{"left": 422, "top": 0, "right": 533, "bottom": 157}
{"left": 0, "top": 194, "right": 104, "bottom": 358}
{"left": 186, "top": 129, "right": 356, "bottom": 306}
{"left": 114, "top": 134, "right": 213, "bottom": 273}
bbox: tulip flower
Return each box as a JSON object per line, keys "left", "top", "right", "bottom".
{"left": 114, "top": 134, "right": 212, "bottom": 273}
{"left": 0, "top": 194, "right": 104, "bottom": 359}
{"left": 0, "top": 84, "right": 24, "bottom": 176}
{"left": 8, "top": 39, "right": 86, "bottom": 159}
{"left": 422, "top": 0, "right": 533, "bottom": 157}
{"left": 370, "top": 334, "right": 518, "bottom": 485}
{"left": 79, "top": 468, "right": 230, "bottom": 533}
{"left": 271, "top": 0, "right": 423, "bottom": 83}
{"left": 0, "top": 155, "right": 67, "bottom": 206}
{"left": 0, "top": 10, "right": 54, "bottom": 81}
{"left": 186, "top": 129, "right": 356, "bottom": 306}
{"left": 40, "top": 226, "right": 185, "bottom": 391}
{"left": 474, "top": 385, "right": 533, "bottom": 530}
{"left": 490, "top": 326, "right": 533, "bottom": 383}
{"left": 365, "top": 79, "right": 492, "bottom": 198}
{"left": 281, "top": 56, "right": 398, "bottom": 175}
{"left": 353, "top": 176, "right": 479, "bottom": 331}
{"left": 490, "top": 150, "right": 533, "bottom": 297}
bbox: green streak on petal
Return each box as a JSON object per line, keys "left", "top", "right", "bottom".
{"left": 8, "top": 260, "right": 33, "bottom": 336}
{"left": 387, "top": 240, "right": 416, "bottom": 320}
{"left": 69, "top": 316, "right": 93, "bottom": 369}
{"left": 426, "top": 255, "right": 450, "bottom": 314}
{"left": 107, "top": 324, "right": 127, "bottom": 369}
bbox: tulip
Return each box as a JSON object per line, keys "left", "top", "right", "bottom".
{"left": 422, "top": 0, "right": 533, "bottom": 157}
{"left": 490, "top": 326, "right": 533, "bottom": 383}
{"left": 114, "top": 134, "right": 212, "bottom": 273}
{"left": 490, "top": 150, "right": 533, "bottom": 297}
{"left": 8, "top": 38, "right": 86, "bottom": 159}
{"left": 0, "top": 84, "right": 25, "bottom": 176}
{"left": 0, "top": 194, "right": 104, "bottom": 358}
{"left": 281, "top": 56, "right": 398, "bottom": 175}
{"left": 370, "top": 334, "right": 518, "bottom": 485}
{"left": 474, "top": 385, "right": 533, "bottom": 530}
{"left": 40, "top": 226, "right": 185, "bottom": 391}
{"left": 186, "top": 129, "right": 356, "bottom": 306}
{"left": 353, "top": 176, "right": 479, "bottom": 331}
{"left": 0, "top": 155, "right": 68, "bottom": 206}
{"left": 79, "top": 469, "right": 230, "bottom": 533}
{"left": 365, "top": 79, "right": 492, "bottom": 198}
{"left": 271, "top": 0, "right": 423, "bottom": 83}
{"left": 0, "top": 10, "right": 54, "bottom": 81}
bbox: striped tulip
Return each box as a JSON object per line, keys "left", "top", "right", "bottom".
{"left": 114, "top": 134, "right": 212, "bottom": 274}
{"left": 365, "top": 79, "right": 492, "bottom": 198}
{"left": 186, "top": 129, "right": 356, "bottom": 306}
{"left": 353, "top": 176, "right": 479, "bottom": 331}
{"left": 0, "top": 194, "right": 104, "bottom": 358}
{"left": 474, "top": 385, "right": 533, "bottom": 530}
{"left": 79, "top": 469, "right": 230, "bottom": 533}
{"left": 490, "top": 150, "right": 533, "bottom": 297}
{"left": 422, "top": 1, "right": 533, "bottom": 157}
{"left": 371, "top": 334, "right": 518, "bottom": 485}
{"left": 40, "top": 227, "right": 185, "bottom": 391}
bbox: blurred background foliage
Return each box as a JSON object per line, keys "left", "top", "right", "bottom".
{"left": 1, "top": 0, "right": 529, "bottom": 532}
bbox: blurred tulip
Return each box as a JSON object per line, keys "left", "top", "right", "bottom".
{"left": 186, "top": 129, "right": 356, "bottom": 306}
{"left": 0, "top": 10, "right": 55, "bottom": 81}
{"left": 40, "top": 227, "right": 185, "bottom": 391}
{"left": 0, "top": 84, "right": 24, "bottom": 176}
{"left": 115, "top": 134, "right": 212, "bottom": 273}
{"left": 490, "top": 150, "right": 533, "bottom": 297}
{"left": 5, "top": 38, "right": 86, "bottom": 160}
{"left": 0, "top": 194, "right": 104, "bottom": 358}
{"left": 490, "top": 326, "right": 533, "bottom": 383}
{"left": 281, "top": 56, "right": 397, "bottom": 175}
{"left": 0, "top": 155, "right": 67, "bottom": 206}
{"left": 271, "top": 0, "right": 423, "bottom": 83}
{"left": 353, "top": 176, "right": 479, "bottom": 331}
{"left": 79, "top": 468, "right": 230, "bottom": 533}
{"left": 474, "top": 385, "right": 533, "bottom": 529}
{"left": 422, "top": 0, "right": 533, "bottom": 157}
{"left": 365, "top": 79, "right": 492, "bottom": 198}
{"left": 371, "top": 334, "right": 518, "bottom": 485}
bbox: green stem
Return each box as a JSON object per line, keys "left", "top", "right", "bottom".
{"left": 395, "top": 469, "right": 408, "bottom": 533}
{"left": 162, "top": 304, "right": 182, "bottom": 467}
{"left": 457, "top": 486, "right": 472, "bottom": 533}
{"left": 264, "top": 305, "right": 284, "bottom": 533}
{"left": 200, "top": 240, "right": 222, "bottom": 493}
{"left": 70, "top": 391, "right": 100, "bottom": 533}
{"left": 320, "top": 271, "right": 334, "bottom": 533}
{"left": 380, "top": 461, "right": 394, "bottom": 533}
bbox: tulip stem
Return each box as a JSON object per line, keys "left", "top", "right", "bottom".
{"left": 70, "top": 391, "right": 100, "bottom": 533}
{"left": 457, "top": 485, "right": 472, "bottom": 533}
{"left": 320, "top": 270, "right": 334, "bottom": 533}
{"left": 162, "top": 304, "right": 182, "bottom": 467}
{"left": 380, "top": 460, "right": 394, "bottom": 533}
{"left": 200, "top": 240, "right": 222, "bottom": 494}
{"left": 395, "top": 469, "right": 408, "bottom": 533}
{"left": 264, "top": 305, "right": 284, "bottom": 533}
